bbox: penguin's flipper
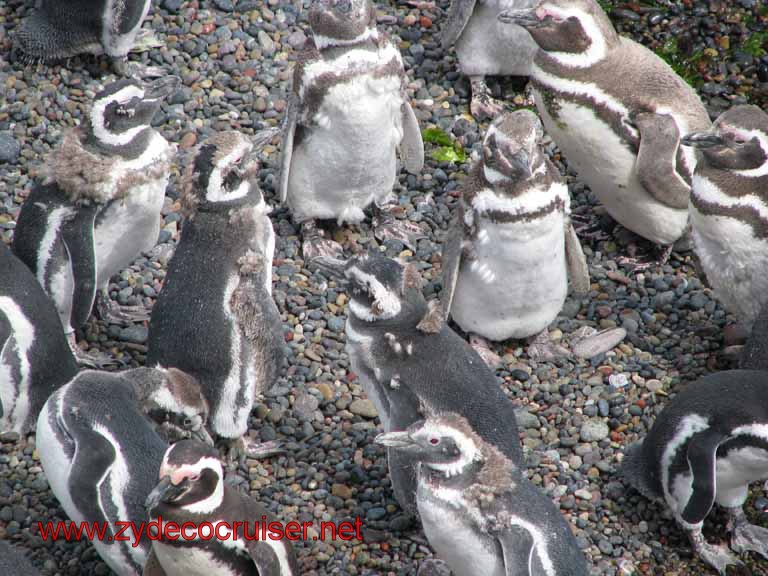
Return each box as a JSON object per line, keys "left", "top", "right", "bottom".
{"left": 680, "top": 428, "right": 728, "bottom": 526}
{"left": 62, "top": 204, "right": 99, "bottom": 329}
{"left": 633, "top": 112, "right": 690, "bottom": 210}
{"left": 246, "top": 539, "right": 297, "bottom": 576}
{"left": 441, "top": 0, "right": 476, "bottom": 49}
{"left": 496, "top": 524, "right": 537, "bottom": 576}
{"left": 564, "top": 219, "right": 590, "bottom": 296}
{"left": 67, "top": 428, "right": 116, "bottom": 531}
{"left": 399, "top": 101, "right": 425, "bottom": 175}
{"left": 277, "top": 97, "right": 298, "bottom": 204}
{"left": 142, "top": 546, "right": 168, "bottom": 576}
{"left": 417, "top": 223, "right": 462, "bottom": 333}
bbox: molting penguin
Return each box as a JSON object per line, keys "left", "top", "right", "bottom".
{"left": 499, "top": 0, "right": 710, "bottom": 253}
{"left": 441, "top": 0, "right": 538, "bottom": 118}
{"left": 313, "top": 252, "right": 523, "bottom": 515}
{"left": 36, "top": 367, "right": 212, "bottom": 576}
{"left": 621, "top": 370, "right": 768, "bottom": 574}
{"left": 0, "top": 243, "right": 78, "bottom": 434}
{"left": 143, "top": 440, "right": 299, "bottom": 576}
{"left": 377, "top": 413, "right": 589, "bottom": 576}
{"left": 15, "top": 0, "right": 162, "bottom": 76}
{"left": 147, "top": 130, "right": 283, "bottom": 463}
{"left": 12, "top": 76, "right": 179, "bottom": 364}
{"left": 0, "top": 540, "right": 41, "bottom": 575}
{"left": 681, "top": 105, "right": 768, "bottom": 331}
{"left": 278, "top": 0, "right": 425, "bottom": 259}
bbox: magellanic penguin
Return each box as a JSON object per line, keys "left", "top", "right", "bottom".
{"left": 498, "top": 0, "right": 711, "bottom": 254}
{"left": 681, "top": 105, "right": 768, "bottom": 331}
{"left": 441, "top": 0, "right": 538, "bottom": 119}
{"left": 376, "top": 413, "right": 589, "bottom": 576}
{"left": 741, "top": 306, "right": 768, "bottom": 371}
{"left": 0, "top": 540, "right": 41, "bottom": 575}
{"left": 0, "top": 243, "right": 78, "bottom": 435}
{"left": 278, "top": 0, "right": 425, "bottom": 259}
{"left": 313, "top": 251, "right": 523, "bottom": 515}
{"left": 143, "top": 440, "right": 299, "bottom": 576}
{"left": 12, "top": 76, "right": 179, "bottom": 365}
{"left": 36, "top": 367, "right": 212, "bottom": 576}
{"left": 147, "top": 129, "right": 284, "bottom": 463}
{"left": 621, "top": 370, "right": 768, "bottom": 575}
{"left": 438, "top": 110, "right": 597, "bottom": 364}
{"left": 15, "top": 0, "right": 162, "bottom": 77}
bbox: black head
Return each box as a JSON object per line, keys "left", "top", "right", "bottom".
{"left": 483, "top": 110, "right": 544, "bottom": 182}
{"left": 681, "top": 105, "right": 768, "bottom": 172}
{"left": 309, "top": 0, "right": 376, "bottom": 49}
{"left": 145, "top": 440, "right": 224, "bottom": 514}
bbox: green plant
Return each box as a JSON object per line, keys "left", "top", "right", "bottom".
{"left": 422, "top": 127, "right": 467, "bottom": 164}
{"left": 743, "top": 31, "right": 768, "bottom": 58}
{"left": 656, "top": 38, "right": 703, "bottom": 87}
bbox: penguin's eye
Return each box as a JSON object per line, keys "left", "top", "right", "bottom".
{"left": 183, "top": 418, "right": 193, "bottom": 427}
{"left": 429, "top": 437, "right": 440, "bottom": 446}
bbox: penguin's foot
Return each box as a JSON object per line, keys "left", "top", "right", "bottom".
{"left": 527, "top": 330, "right": 570, "bottom": 362}
{"left": 301, "top": 221, "right": 345, "bottom": 261}
{"left": 469, "top": 334, "right": 501, "bottom": 367}
{"left": 618, "top": 243, "right": 674, "bottom": 272}
{"left": 111, "top": 57, "right": 165, "bottom": 79}
{"left": 728, "top": 507, "right": 768, "bottom": 560}
{"left": 373, "top": 205, "right": 425, "bottom": 250}
{"left": 131, "top": 29, "right": 164, "bottom": 53}
{"left": 226, "top": 437, "right": 284, "bottom": 466}
{"left": 469, "top": 76, "right": 505, "bottom": 120}
{"left": 68, "top": 333, "right": 121, "bottom": 369}
{"left": 417, "top": 558, "right": 453, "bottom": 576}
{"left": 689, "top": 528, "right": 744, "bottom": 576}
{"left": 96, "top": 292, "right": 151, "bottom": 327}
{"left": 570, "top": 326, "right": 627, "bottom": 359}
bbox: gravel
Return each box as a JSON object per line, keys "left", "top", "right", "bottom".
{"left": 1, "top": 0, "right": 767, "bottom": 574}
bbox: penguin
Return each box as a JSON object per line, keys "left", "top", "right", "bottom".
{"left": 441, "top": 0, "right": 538, "bottom": 119}
{"left": 12, "top": 76, "right": 179, "bottom": 364}
{"left": 376, "top": 413, "right": 589, "bottom": 576}
{"left": 146, "top": 130, "right": 284, "bottom": 463}
{"left": 741, "top": 305, "right": 768, "bottom": 371}
{"left": 15, "top": 0, "right": 162, "bottom": 77}
{"left": 620, "top": 370, "right": 768, "bottom": 575}
{"left": 498, "top": 0, "right": 710, "bottom": 255}
{"left": 278, "top": 0, "right": 425, "bottom": 260}
{"left": 680, "top": 105, "right": 768, "bottom": 331}
{"left": 143, "top": 440, "right": 299, "bottom": 576}
{"left": 0, "top": 540, "right": 41, "bottom": 575}
{"left": 437, "top": 109, "right": 601, "bottom": 364}
{"left": 0, "top": 242, "right": 78, "bottom": 434}
{"left": 312, "top": 251, "right": 523, "bottom": 515}
{"left": 36, "top": 367, "right": 212, "bottom": 576}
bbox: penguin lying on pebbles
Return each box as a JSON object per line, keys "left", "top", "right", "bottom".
{"left": 0, "top": 539, "right": 41, "bottom": 575}
{"left": 441, "top": 0, "right": 538, "bottom": 118}
{"left": 1, "top": 243, "right": 78, "bottom": 435}
{"left": 681, "top": 105, "right": 768, "bottom": 332}
{"left": 147, "top": 130, "right": 284, "bottom": 463}
{"left": 621, "top": 370, "right": 768, "bottom": 574}
{"left": 36, "top": 367, "right": 212, "bottom": 576}
{"left": 12, "top": 76, "right": 179, "bottom": 366}
{"left": 15, "top": 0, "right": 163, "bottom": 77}
{"left": 499, "top": 0, "right": 710, "bottom": 260}
{"left": 377, "top": 413, "right": 589, "bottom": 576}
{"left": 313, "top": 251, "right": 523, "bottom": 514}
{"left": 144, "top": 440, "right": 299, "bottom": 576}
{"left": 279, "top": 0, "right": 424, "bottom": 260}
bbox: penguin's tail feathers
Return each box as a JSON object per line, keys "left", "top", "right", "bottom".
{"left": 620, "top": 442, "right": 662, "bottom": 500}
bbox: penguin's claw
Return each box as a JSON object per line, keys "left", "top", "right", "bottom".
{"left": 227, "top": 438, "right": 284, "bottom": 466}
{"left": 731, "top": 521, "right": 768, "bottom": 560}
{"left": 570, "top": 327, "right": 627, "bottom": 359}
{"left": 690, "top": 529, "right": 744, "bottom": 576}
{"left": 302, "top": 236, "right": 345, "bottom": 262}
{"left": 469, "top": 76, "right": 505, "bottom": 120}
{"left": 373, "top": 206, "right": 426, "bottom": 250}
{"left": 68, "top": 335, "right": 122, "bottom": 369}
{"left": 96, "top": 292, "right": 151, "bottom": 327}
{"left": 131, "top": 29, "right": 164, "bottom": 53}
{"left": 112, "top": 58, "right": 166, "bottom": 79}
{"left": 417, "top": 558, "right": 453, "bottom": 576}
{"left": 527, "top": 330, "right": 570, "bottom": 362}
{"left": 469, "top": 334, "right": 501, "bottom": 367}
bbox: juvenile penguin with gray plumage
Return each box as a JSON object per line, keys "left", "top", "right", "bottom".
{"left": 279, "top": 0, "right": 424, "bottom": 259}
{"left": 681, "top": 105, "right": 768, "bottom": 332}
{"left": 143, "top": 440, "right": 299, "bottom": 576}
{"left": 377, "top": 413, "right": 588, "bottom": 576}
{"left": 1, "top": 242, "right": 78, "bottom": 435}
{"left": 147, "top": 130, "right": 283, "bottom": 463}
{"left": 12, "top": 76, "right": 179, "bottom": 366}
{"left": 499, "top": 0, "right": 710, "bottom": 259}
{"left": 15, "top": 0, "right": 162, "bottom": 77}
{"left": 621, "top": 370, "right": 768, "bottom": 574}
{"left": 314, "top": 251, "right": 523, "bottom": 515}
{"left": 441, "top": 0, "right": 538, "bottom": 118}
{"left": 36, "top": 367, "right": 212, "bottom": 576}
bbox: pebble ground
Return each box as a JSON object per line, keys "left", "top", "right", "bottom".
{"left": 1, "top": 0, "right": 768, "bottom": 574}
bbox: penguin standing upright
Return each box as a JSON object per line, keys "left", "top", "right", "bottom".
{"left": 147, "top": 130, "right": 284, "bottom": 462}
{"left": 681, "top": 105, "right": 768, "bottom": 331}
{"left": 621, "top": 370, "right": 768, "bottom": 575}
{"left": 313, "top": 252, "right": 523, "bottom": 514}
{"left": 15, "top": 0, "right": 162, "bottom": 76}
{"left": 12, "top": 76, "right": 179, "bottom": 364}
{"left": 279, "top": 0, "right": 425, "bottom": 259}
{"left": 143, "top": 440, "right": 299, "bottom": 576}
{"left": 499, "top": 0, "right": 710, "bottom": 256}
{"left": 377, "top": 414, "right": 589, "bottom": 576}
{"left": 0, "top": 243, "right": 78, "bottom": 434}
{"left": 36, "top": 367, "right": 212, "bottom": 576}
{"left": 441, "top": 0, "right": 538, "bottom": 118}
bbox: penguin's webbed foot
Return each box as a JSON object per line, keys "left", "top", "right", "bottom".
{"left": 226, "top": 437, "right": 284, "bottom": 466}
{"left": 373, "top": 205, "right": 426, "bottom": 250}
{"left": 96, "top": 292, "right": 151, "bottom": 327}
{"left": 301, "top": 221, "right": 345, "bottom": 262}
{"left": 690, "top": 528, "right": 744, "bottom": 576}
{"left": 570, "top": 326, "right": 627, "bottom": 359}
{"left": 527, "top": 330, "right": 570, "bottom": 363}
{"left": 617, "top": 243, "right": 674, "bottom": 272}
{"left": 111, "top": 57, "right": 166, "bottom": 79}
{"left": 417, "top": 558, "right": 453, "bottom": 576}
{"left": 469, "top": 334, "right": 501, "bottom": 367}
{"left": 469, "top": 76, "right": 505, "bottom": 121}
{"left": 729, "top": 507, "right": 768, "bottom": 560}
{"left": 68, "top": 334, "right": 122, "bottom": 369}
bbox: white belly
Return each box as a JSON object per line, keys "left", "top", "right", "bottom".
{"left": 287, "top": 76, "right": 404, "bottom": 223}
{"left": 451, "top": 212, "right": 568, "bottom": 340}
{"left": 715, "top": 446, "right": 768, "bottom": 508}
{"left": 153, "top": 541, "right": 239, "bottom": 576}
{"left": 534, "top": 89, "right": 688, "bottom": 245}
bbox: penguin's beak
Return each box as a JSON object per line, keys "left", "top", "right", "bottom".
{"left": 311, "top": 256, "right": 349, "bottom": 281}
{"left": 681, "top": 131, "right": 725, "bottom": 149}
{"left": 143, "top": 75, "right": 182, "bottom": 101}
{"left": 145, "top": 476, "right": 187, "bottom": 510}
{"left": 375, "top": 431, "right": 418, "bottom": 450}
{"left": 498, "top": 7, "right": 543, "bottom": 28}
{"left": 506, "top": 149, "right": 532, "bottom": 179}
